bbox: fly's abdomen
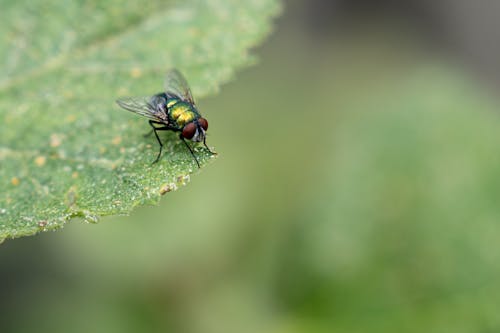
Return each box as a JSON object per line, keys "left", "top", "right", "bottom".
{"left": 169, "top": 102, "right": 197, "bottom": 127}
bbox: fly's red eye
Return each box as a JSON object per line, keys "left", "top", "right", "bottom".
{"left": 182, "top": 122, "right": 196, "bottom": 139}
{"left": 198, "top": 118, "right": 208, "bottom": 131}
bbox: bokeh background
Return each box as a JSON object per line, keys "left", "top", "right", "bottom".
{"left": 2, "top": 0, "right": 500, "bottom": 332}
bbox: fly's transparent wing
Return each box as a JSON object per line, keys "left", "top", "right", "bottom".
{"left": 116, "top": 96, "right": 168, "bottom": 122}
{"left": 164, "top": 69, "right": 195, "bottom": 105}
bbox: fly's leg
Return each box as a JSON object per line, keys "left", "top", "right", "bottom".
{"left": 180, "top": 134, "right": 200, "bottom": 168}
{"left": 203, "top": 136, "right": 216, "bottom": 155}
{"left": 144, "top": 120, "right": 165, "bottom": 138}
{"left": 148, "top": 121, "right": 164, "bottom": 164}
{"left": 147, "top": 121, "right": 180, "bottom": 164}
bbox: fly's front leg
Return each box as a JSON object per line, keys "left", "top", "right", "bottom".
{"left": 180, "top": 134, "right": 200, "bottom": 168}
{"left": 203, "top": 136, "right": 216, "bottom": 155}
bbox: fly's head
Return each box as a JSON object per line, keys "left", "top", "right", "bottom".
{"left": 182, "top": 118, "right": 208, "bottom": 142}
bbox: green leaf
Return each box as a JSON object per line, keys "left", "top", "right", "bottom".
{"left": 0, "top": 0, "right": 281, "bottom": 242}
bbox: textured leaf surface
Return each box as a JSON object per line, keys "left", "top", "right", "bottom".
{"left": 0, "top": 0, "right": 281, "bottom": 242}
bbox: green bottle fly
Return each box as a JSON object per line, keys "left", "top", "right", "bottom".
{"left": 116, "top": 69, "right": 213, "bottom": 167}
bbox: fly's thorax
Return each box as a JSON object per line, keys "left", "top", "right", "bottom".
{"left": 166, "top": 98, "right": 178, "bottom": 109}
{"left": 169, "top": 101, "right": 199, "bottom": 127}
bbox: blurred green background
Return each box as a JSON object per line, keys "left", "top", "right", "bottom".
{"left": 2, "top": 1, "right": 500, "bottom": 332}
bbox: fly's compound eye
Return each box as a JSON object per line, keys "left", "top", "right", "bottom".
{"left": 198, "top": 118, "right": 208, "bottom": 131}
{"left": 182, "top": 122, "right": 197, "bottom": 139}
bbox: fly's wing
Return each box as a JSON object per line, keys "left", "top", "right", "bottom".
{"left": 164, "top": 69, "right": 195, "bottom": 105}
{"left": 116, "top": 96, "right": 169, "bottom": 122}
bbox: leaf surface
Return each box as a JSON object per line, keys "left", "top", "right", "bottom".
{"left": 0, "top": 0, "right": 281, "bottom": 242}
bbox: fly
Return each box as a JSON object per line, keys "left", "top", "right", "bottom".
{"left": 116, "top": 69, "right": 214, "bottom": 168}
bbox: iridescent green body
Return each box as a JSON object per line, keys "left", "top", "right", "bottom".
{"left": 164, "top": 95, "right": 201, "bottom": 129}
